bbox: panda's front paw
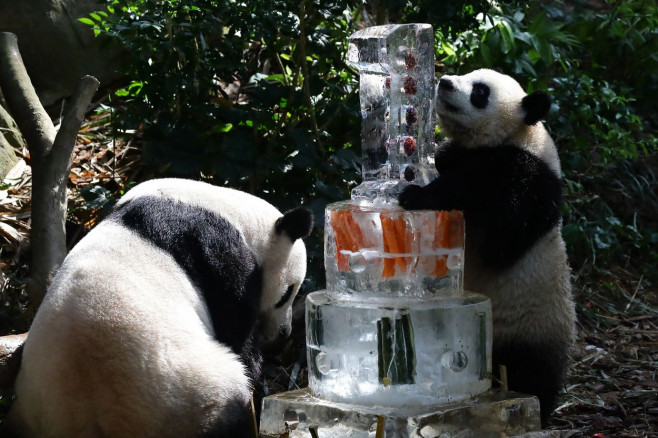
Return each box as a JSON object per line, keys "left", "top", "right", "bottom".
{"left": 398, "top": 184, "right": 426, "bottom": 210}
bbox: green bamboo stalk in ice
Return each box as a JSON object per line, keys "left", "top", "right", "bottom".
{"left": 377, "top": 312, "right": 416, "bottom": 385}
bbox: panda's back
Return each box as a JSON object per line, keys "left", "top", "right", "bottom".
{"left": 9, "top": 216, "right": 252, "bottom": 438}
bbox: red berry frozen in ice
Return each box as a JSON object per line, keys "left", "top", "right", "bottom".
{"left": 405, "top": 51, "right": 417, "bottom": 70}
{"left": 403, "top": 76, "right": 417, "bottom": 95}
{"left": 404, "top": 137, "right": 416, "bottom": 156}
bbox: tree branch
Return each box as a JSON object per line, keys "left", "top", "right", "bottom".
{"left": 51, "top": 75, "right": 100, "bottom": 174}
{"left": 0, "top": 33, "right": 55, "bottom": 158}
{"left": 0, "top": 32, "right": 99, "bottom": 305}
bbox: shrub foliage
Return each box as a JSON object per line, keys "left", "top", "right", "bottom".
{"left": 83, "top": 0, "right": 658, "bottom": 287}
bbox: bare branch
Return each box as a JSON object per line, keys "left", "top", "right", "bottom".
{"left": 0, "top": 32, "right": 99, "bottom": 305}
{"left": 51, "top": 75, "right": 100, "bottom": 175}
{"left": 0, "top": 32, "right": 55, "bottom": 157}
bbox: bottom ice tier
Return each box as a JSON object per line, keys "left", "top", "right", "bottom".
{"left": 306, "top": 291, "right": 492, "bottom": 407}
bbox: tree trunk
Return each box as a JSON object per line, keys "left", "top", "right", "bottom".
{"left": 0, "top": 32, "right": 99, "bottom": 305}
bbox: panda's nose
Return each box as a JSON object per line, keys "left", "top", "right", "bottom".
{"left": 439, "top": 78, "right": 454, "bottom": 91}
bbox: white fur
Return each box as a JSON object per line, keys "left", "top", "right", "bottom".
{"left": 117, "top": 178, "right": 308, "bottom": 342}
{"left": 11, "top": 222, "right": 250, "bottom": 438}
{"left": 436, "top": 69, "right": 561, "bottom": 176}
{"left": 464, "top": 226, "right": 576, "bottom": 349}
{"left": 8, "top": 179, "right": 309, "bottom": 437}
{"left": 437, "top": 69, "right": 576, "bottom": 355}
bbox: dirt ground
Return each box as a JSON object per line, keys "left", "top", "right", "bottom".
{"left": 0, "top": 111, "right": 656, "bottom": 436}
{"left": 550, "top": 272, "right": 658, "bottom": 437}
{"left": 254, "top": 271, "right": 658, "bottom": 437}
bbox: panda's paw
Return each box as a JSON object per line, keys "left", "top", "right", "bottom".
{"left": 398, "top": 184, "right": 427, "bottom": 210}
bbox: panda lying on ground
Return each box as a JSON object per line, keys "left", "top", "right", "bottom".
{"left": 399, "top": 69, "right": 576, "bottom": 425}
{"left": 4, "top": 178, "right": 313, "bottom": 438}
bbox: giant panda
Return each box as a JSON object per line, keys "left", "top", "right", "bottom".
{"left": 399, "top": 69, "right": 576, "bottom": 425}
{"left": 4, "top": 178, "right": 314, "bottom": 438}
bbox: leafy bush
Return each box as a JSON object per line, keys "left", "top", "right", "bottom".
{"left": 431, "top": 1, "right": 658, "bottom": 283}
{"left": 84, "top": 1, "right": 361, "bottom": 196}
{"left": 82, "top": 0, "right": 658, "bottom": 285}
{"left": 83, "top": 0, "right": 368, "bottom": 289}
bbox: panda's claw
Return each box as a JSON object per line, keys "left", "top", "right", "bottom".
{"left": 398, "top": 184, "right": 426, "bottom": 210}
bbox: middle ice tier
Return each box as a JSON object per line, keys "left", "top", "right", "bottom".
{"left": 325, "top": 200, "right": 464, "bottom": 298}
{"left": 306, "top": 291, "right": 492, "bottom": 407}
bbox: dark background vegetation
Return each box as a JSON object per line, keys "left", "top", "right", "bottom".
{"left": 1, "top": 0, "right": 656, "bottom": 435}
{"left": 76, "top": 0, "right": 658, "bottom": 293}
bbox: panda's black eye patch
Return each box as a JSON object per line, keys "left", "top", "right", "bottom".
{"left": 470, "top": 82, "right": 490, "bottom": 109}
{"left": 275, "top": 284, "right": 296, "bottom": 308}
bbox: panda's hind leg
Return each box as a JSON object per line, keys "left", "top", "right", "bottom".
{"left": 201, "top": 397, "right": 255, "bottom": 438}
{"left": 493, "top": 340, "right": 570, "bottom": 427}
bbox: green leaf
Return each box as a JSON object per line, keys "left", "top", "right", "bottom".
{"left": 265, "top": 73, "right": 286, "bottom": 85}
{"left": 479, "top": 42, "right": 493, "bottom": 66}
{"left": 498, "top": 20, "right": 515, "bottom": 54}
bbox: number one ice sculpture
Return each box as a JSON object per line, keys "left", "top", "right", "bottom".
{"left": 259, "top": 24, "right": 541, "bottom": 438}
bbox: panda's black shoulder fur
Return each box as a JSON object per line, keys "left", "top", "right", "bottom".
{"left": 108, "top": 195, "right": 263, "bottom": 379}
{"left": 399, "top": 140, "right": 562, "bottom": 270}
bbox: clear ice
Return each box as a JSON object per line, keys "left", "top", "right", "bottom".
{"left": 325, "top": 201, "right": 464, "bottom": 298}
{"left": 347, "top": 23, "right": 437, "bottom": 203}
{"left": 306, "top": 22, "right": 491, "bottom": 408}
{"left": 255, "top": 23, "right": 539, "bottom": 438}
{"left": 306, "top": 292, "right": 491, "bottom": 406}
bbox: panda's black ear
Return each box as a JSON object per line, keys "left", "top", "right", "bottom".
{"left": 275, "top": 208, "right": 314, "bottom": 241}
{"left": 521, "top": 90, "right": 552, "bottom": 125}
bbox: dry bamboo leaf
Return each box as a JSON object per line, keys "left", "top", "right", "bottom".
{"left": 0, "top": 221, "right": 22, "bottom": 243}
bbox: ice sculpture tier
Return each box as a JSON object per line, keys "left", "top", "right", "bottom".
{"left": 347, "top": 23, "right": 437, "bottom": 203}
{"left": 325, "top": 202, "right": 464, "bottom": 299}
{"left": 305, "top": 24, "right": 493, "bottom": 407}
{"left": 259, "top": 24, "right": 541, "bottom": 438}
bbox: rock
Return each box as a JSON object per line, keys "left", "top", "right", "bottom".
{"left": 0, "top": 135, "right": 18, "bottom": 181}
{"left": 0, "top": 0, "right": 125, "bottom": 108}
{"left": 0, "top": 94, "right": 25, "bottom": 151}
{"left": 0, "top": 99, "right": 20, "bottom": 180}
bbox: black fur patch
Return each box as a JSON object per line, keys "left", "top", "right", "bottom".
{"left": 398, "top": 140, "right": 562, "bottom": 270}
{"left": 202, "top": 397, "right": 254, "bottom": 438}
{"left": 275, "top": 207, "right": 314, "bottom": 241}
{"left": 470, "top": 82, "right": 490, "bottom": 109}
{"left": 438, "top": 77, "right": 454, "bottom": 91}
{"left": 0, "top": 417, "right": 23, "bottom": 438}
{"left": 275, "top": 284, "right": 295, "bottom": 309}
{"left": 494, "top": 339, "right": 569, "bottom": 427}
{"left": 522, "top": 90, "right": 551, "bottom": 125}
{"left": 110, "top": 196, "right": 263, "bottom": 378}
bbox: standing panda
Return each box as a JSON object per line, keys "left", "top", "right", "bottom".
{"left": 399, "top": 69, "right": 576, "bottom": 425}
{"left": 4, "top": 178, "right": 313, "bottom": 438}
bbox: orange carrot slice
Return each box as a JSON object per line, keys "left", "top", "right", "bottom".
{"left": 382, "top": 257, "right": 396, "bottom": 277}
{"left": 432, "top": 256, "right": 449, "bottom": 277}
{"left": 448, "top": 210, "right": 465, "bottom": 248}
{"left": 380, "top": 212, "right": 415, "bottom": 276}
{"left": 330, "top": 210, "right": 352, "bottom": 271}
{"left": 344, "top": 209, "right": 364, "bottom": 250}
{"left": 392, "top": 215, "right": 409, "bottom": 270}
{"left": 436, "top": 210, "right": 451, "bottom": 248}
{"left": 380, "top": 213, "right": 399, "bottom": 277}
{"left": 431, "top": 210, "right": 464, "bottom": 277}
